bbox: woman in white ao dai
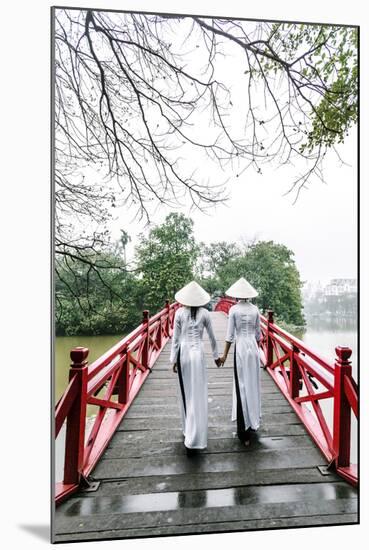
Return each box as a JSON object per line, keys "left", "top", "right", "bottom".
{"left": 221, "top": 278, "right": 262, "bottom": 445}
{"left": 170, "top": 281, "right": 221, "bottom": 453}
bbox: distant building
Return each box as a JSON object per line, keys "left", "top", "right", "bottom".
{"left": 303, "top": 278, "right": 357, "bottom": 318}
{"left": 324, "top": 279, "right": 357, "bottom": 297}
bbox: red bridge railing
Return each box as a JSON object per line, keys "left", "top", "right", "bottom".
{"left": 55, "top": 300, "right": 180, "bottom": 505}
{"left": 215, "top": 298, "right": 358, "bottom": 486}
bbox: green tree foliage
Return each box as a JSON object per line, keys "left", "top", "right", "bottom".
{"left": 260, "top": 24, "right": 358, "bottom": 153}
{"left": 197, "top": 241, "right": 242, "bottom": 294}
{"left": 214, "top": 241, "right": 305, "bottom": 326}
{"left": 135, "top": 213, "right": 199, "bottom": 312}
{"left": 56, "top": 253, "right": 142, "bottom": 336}
{"left": 198, "top": 241, "right": 242, "bottom": 277}
{"left": 56, "top": 216, "right": 305, "bottom": 334}
{"left": 302, "top": 26, "right": 358, "bottom": 151}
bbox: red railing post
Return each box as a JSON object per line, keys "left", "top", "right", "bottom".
{"left": 289, "top": 344, "right": 300, "bottom": 399}
{"left": 266, "top": 310, "right": 274, "bottom": 367}
{"left": 165, "top": 299, "right": 171, "bottom": 336}
{"left": 333, "top": 346, "right": 352, "bottom": 468}
{"left": 142, "top": 310, "right": 150, "bottom": 369}
{"left": 157, "top": 310, "right": 163, "bottom": 349}
{"left": 63, "top": 347, "right": 89, "bottom": 485}
{"left": 118, "top": 348, "right": 130, "bottom": 404}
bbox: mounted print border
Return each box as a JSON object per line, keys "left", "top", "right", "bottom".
{"left": 51, "top": 4, "right": 359, "bottom": 543}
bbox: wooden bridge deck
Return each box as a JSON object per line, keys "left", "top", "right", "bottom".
{"left": 54, "top": 312, "right": 358, "bottom": 542}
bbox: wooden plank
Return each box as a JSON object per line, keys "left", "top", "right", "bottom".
{"left": 137, "top": 380, "right": 233, "bottom": 389}
{"left": 115, "top": 411, "right": 301, "bottom": 432}
{"left": 153, "top": 367, "right": 264, "bottom": 374}
{"left": 132, "top": 392, "right": 288, "bottom": 405}
{"left": 133, "top": 395, "right": 284, "bottom": 405}
{"left": 57, "top": 482, "right": 356, "bottom": 521}
{"left": 137, "top": 387, "right": 289, "bottom": 397}
{"left": 110, "top": 423, "right": 308, "bottom": 443}
{"left": 125, "top": 402, "right": 291, "bottom": 419}
{"left": 142, "top": 373, "right": 280, "bottom": 387}
{"left": 128, "top": 402, "right": 292, "bottom": 417}
{"left": 54, "top": 498, "right": 357, "bottom": 536}
{"left": 148, "top": 370, "right": 275, "bottom": 381}
{"left": 54, "top": 514, "right": 359, "bottom": 541}
{"left": 92, "top": 447, "right": 326, "bottom": 479}
{"left": 75, "top": 466, "right": 342, "bottom": 496}
{"left": 104, "top": 434, "right": 314, "bottom": 458}
{"left": 57, "top": 481, "right": 357, "bottom": 517}
{"left": 134, "top": 381, "right": 278, "bottom": 391}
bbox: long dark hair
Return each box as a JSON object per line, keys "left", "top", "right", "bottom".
{"left": 190, "top": 306, "right": 198, "bottom": 320}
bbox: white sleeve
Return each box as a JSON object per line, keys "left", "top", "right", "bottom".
{"left": 255, "top": 308, "right": 261, "bottom": 342}
{"left": 169, "top": 310, "right": 181, "bottom": 364}
{"left": 204, "top": 311, "right": 219, "bottom": 359}
{"left": 226, "top": 308, "right": 236, "bottom": 343}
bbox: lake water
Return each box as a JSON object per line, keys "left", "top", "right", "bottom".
{"left": 300, "top": 316, "right": 357, "bottom": 378}
{"left": 55, "top": 333, "right": 123, "bottom": 403}
{"left": 298, "top": 315, "right": 358, "bottom": 464}
{"left": 54, "top": 315, "right": 358, "bottom": 480}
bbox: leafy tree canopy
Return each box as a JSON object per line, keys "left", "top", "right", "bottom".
{"left": 56, "top": 216, "right": 305, "bottom": 334}
{"left": 197, "top": 241, "right": 242, "bottom": 277}
{"left": 258, "top": 24, "right": 357, "bottom": 151}
{"left": 56, "top": 252, "right": 142, "bottom": 335}
{"left": 213, "top": 241, "right": 305, "bottom": 326}
{"left": 135, "top": 213, "right": 199, "bottom": 311}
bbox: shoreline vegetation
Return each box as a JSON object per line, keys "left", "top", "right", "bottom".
{"left": 56, "top": 213, "right": 306, "bottom": 337}
{"left": 55, "top": 313, "right": 356, "bottom": 340}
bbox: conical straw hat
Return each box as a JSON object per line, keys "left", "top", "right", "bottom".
{"left": 175, "top": 281, "right": 210, "bottom": 307}
{"left": 226, "top": 277, "right": 258, "bottom": 299}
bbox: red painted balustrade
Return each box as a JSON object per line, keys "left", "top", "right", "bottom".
{"left": 215, "top": 297, "right": 358, "bottom": 486}
{"left": 55, "top": 301, "right": 180, "bottom": 505}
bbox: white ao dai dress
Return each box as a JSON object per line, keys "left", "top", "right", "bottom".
{"left": 170, "top": 306, "right": 219, "bottom": 449}
{"left": 226, "top": 301, "right": 262, "bottom": 437}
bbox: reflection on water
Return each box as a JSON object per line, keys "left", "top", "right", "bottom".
{"left": 177, "top": 490, "right": 207, "bottom": 508}
{"left": 63, "top": 482, "right": 356, "bottom": 517}
{"left": 55, "top": 334, "right": 125, "bottom": 483}
{"left": 302, "top": 315, "right": 357, "bottom": 379}
{"left": 304, "top": 316, "right": 357, "bottom": 332}
{"left": 55, "top": 334, "right": 123, "bottom": 405}
{"left": 299, "top": 315, "right": 358, "bottom": 464}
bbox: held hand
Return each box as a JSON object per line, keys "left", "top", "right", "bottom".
{"left": 172, "top": 363, "right": 177, "bottom": 373}
{"left": 215, "top": 357, "right": 222, "bottom": 368}
{"left": 220, "top": 355, "right": 227, "bottom": 365}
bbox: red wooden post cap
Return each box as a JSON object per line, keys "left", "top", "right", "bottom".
{"left": 70, "top": 347, "right": 89, "bottom": 367}
{"left": 143, "top": 310, "right": 149, "bottom": 321}
{"left": 267, "top": 310, "right": 274, "bottom": 322}
{"left": 335, "top": 346, "right": 352, "bottom": 364}
{"left": 165, "top": 299, "right": 170, "bottom": 306}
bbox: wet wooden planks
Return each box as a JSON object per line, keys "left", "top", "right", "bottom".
{"left": 54, "top": 312, "right": 358, "bottom": 542}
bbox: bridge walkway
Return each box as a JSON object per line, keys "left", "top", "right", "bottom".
{"left": 54, "top": 312, "right": 357, "bottom": 542}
